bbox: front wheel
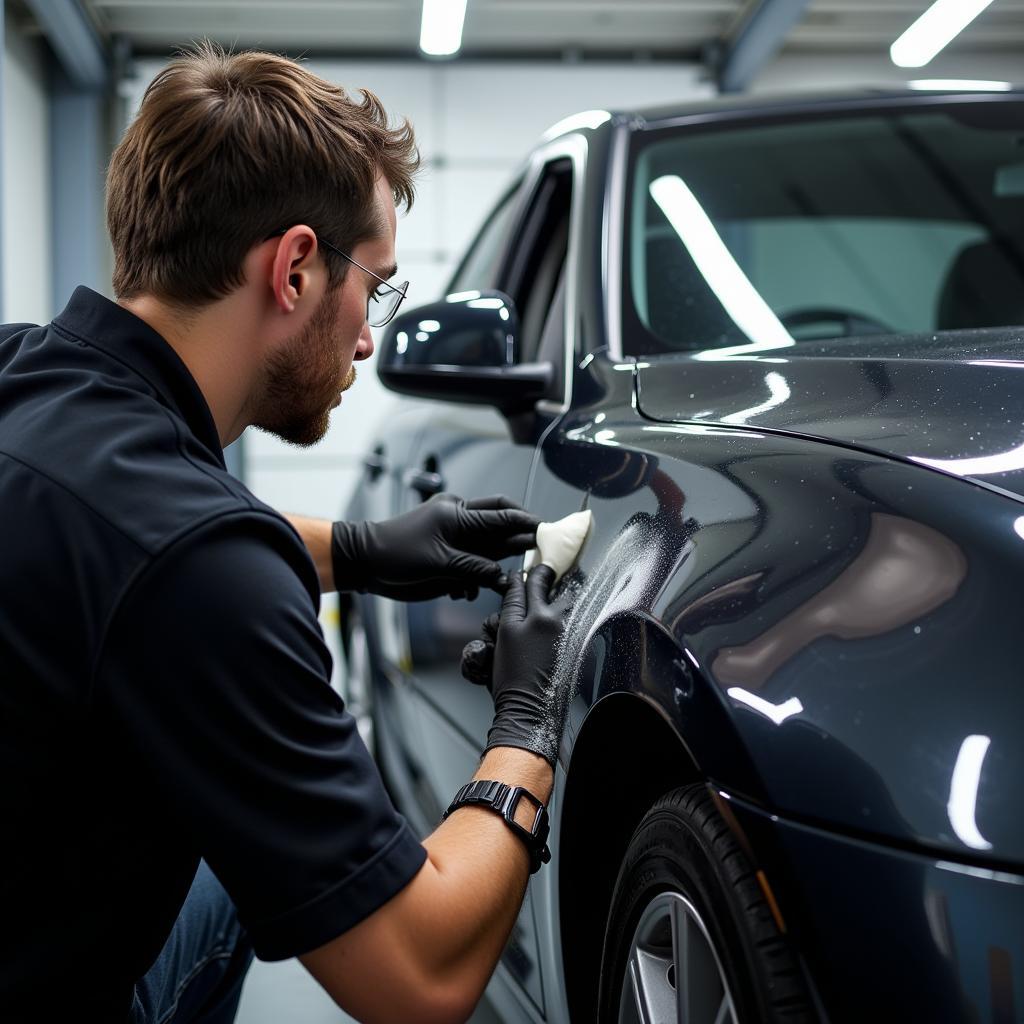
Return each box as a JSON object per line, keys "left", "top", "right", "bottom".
{"left": 598, "top": 785, "right": 812, "bottom": 1023}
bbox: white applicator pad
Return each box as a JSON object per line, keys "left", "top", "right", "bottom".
{"left": 523, "top": 510, "right": 593, "bottom": 582}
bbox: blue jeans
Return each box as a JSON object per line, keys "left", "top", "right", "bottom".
{"left": 131, "top": 861, "right": 254, "bottom": 1024}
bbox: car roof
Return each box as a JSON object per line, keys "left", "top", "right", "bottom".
{"left": 542, "top": 85, "right": 1024, "bottom": 142}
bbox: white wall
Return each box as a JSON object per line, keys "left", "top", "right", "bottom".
{"left": 2, "top": 20, "right": 51, "bottom": 325}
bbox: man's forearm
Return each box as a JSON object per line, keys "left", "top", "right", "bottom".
{"left": 300, "top": 746, "right": 554, "bottom": 1023}
{"left": 418, "top": 746, "right": 554, "bottom": 984}
{"left": 285, "top": 514, "right": 335, "bottom": 592}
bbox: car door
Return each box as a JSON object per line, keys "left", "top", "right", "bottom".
{"left": 385, "top": 146, "right": 579, "bottom": 1020}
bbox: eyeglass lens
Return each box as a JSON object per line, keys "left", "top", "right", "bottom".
{"left": 368, "top": 282, "right": 408, "bottom": 328}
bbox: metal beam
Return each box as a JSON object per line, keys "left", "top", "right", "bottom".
{"left": 718, "top": 0, "right": 811, "bottom": 93}
{"left": 50, "top": 64, "right": 107, "bottom": 309}
{"left": 24, "top": 0, "right": 107, "bottom": 91}
{"left": 0, "top": 1, "right": 5, "bottom": 322}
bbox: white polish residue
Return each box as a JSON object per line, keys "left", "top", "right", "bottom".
{"left": 530, "top": 514, "right": 679, "bottom": 758}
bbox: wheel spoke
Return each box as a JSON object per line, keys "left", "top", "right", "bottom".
{"left": 713, "top": 994, "right": 733, "bottom": 1024}
{"left": 624, "top": 949, "right": 653, "bottom": 1024}
{"left": 670, "top": 896, "right": 729, "bottom": 1024}
{"left": 671, "top": 898, "right": 688, "bottom": 1023}
{"left": 618, "top": 952, "right": 638, "bottom": 1024}
{"left": 686, "top": 920, "right": 723, "bottom": 1020}
{"left": 634, "top": 947, "right": 676, "bottom": 1023}
{"left": 620, "top": 892, "right": 739, "bottom": 1024}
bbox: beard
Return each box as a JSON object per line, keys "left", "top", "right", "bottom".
{"left": 249, "top": 290, "right": 357, "bottom": 448}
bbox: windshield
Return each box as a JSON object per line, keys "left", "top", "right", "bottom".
{"left": 626, "top": 100, "right": 1024, "bottom": 357}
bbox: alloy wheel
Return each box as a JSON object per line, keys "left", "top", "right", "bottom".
{"left": 618, "top": 891, "right": 738, "bottom": 1024}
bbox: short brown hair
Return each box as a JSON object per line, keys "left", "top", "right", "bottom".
{"left": 106, "top": 42, "right": 418, "bottom": 305}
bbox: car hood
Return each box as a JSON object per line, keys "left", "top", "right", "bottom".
{"left": 635, "top": 327, "right": 1024, "bottom": 502}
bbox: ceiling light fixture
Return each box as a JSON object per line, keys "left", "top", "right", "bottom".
{"left": 891, "top": 0, "right": 996, "bottom": 68}
{"left": 420, "top": 0, "right": 468, "bottom": 57}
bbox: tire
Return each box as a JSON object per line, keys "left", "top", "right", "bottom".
{"left": 598, "top": 784, "right": 813, "bottom": 1024}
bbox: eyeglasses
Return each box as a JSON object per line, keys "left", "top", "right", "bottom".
{"left": 318, "top": 237, "right": 409, "bottom": 328}
{"left": 265, "top": 230, "right": 409, "bottom": 328}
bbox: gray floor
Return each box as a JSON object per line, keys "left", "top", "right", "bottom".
{"left": 237, "top": 952, "right": 500, "bottom": 1023}
{"left": 238, "top": 959, "right": 343, "bottom": 1023}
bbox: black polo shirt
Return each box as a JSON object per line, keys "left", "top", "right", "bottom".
{"left": 0, "top": 287, "right": 426, "bottom": 1020}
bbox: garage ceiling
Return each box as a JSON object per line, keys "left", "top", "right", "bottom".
{"left": 79, "top": 0, "right": 1024, "bottom": 59}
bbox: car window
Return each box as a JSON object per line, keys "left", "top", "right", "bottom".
{"left": 447, "top": 184, "right": 520, "bottom": 294}
{"left": 504, "top": 160, "right": 573, "bottom": 365}
{"left": 625, "top": 102, "right": 1024, "bottom": 357}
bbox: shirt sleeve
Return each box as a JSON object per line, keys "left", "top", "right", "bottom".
{"left": 94, "top": 514, "right": 427, "bottom": 960}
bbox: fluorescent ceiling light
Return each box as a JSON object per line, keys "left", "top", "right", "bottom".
{"left": 649, "top": 175, "right": 794, "bottom": 360}
{"left": 420, "top": 0, "right": 468, "bottom": 57}
{"left": 909, "top": 79, "right": 1012, "bottom": 91}
{"left": 891, "top": 0, "right": 996, "bottom": 68}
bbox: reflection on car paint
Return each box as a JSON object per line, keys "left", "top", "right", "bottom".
{"left": 711, "top": 513, "right": 967, "bottom": 689}
{"left": 727, "top": 688, "right": 804, "bottom": 725}
{"left": 948, "top": 734, "right": 993, "bottom": 852}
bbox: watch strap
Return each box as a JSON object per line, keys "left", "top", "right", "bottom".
{"left": 443, "top": 780, "right": 551, "bottom": 873}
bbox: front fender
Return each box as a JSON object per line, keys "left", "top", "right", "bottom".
{"left": 538, "top": 403, "right": 1024, "bottom": 867}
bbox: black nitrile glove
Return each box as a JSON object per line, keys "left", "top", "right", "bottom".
{"left": 461, "top": 612, "right": 501, "bottom": 688}
{"left": 467, "top": 564, "right": 573, "bottom": 766}
{"left": 331, "top": 493, "right": 539, "bottom": 601}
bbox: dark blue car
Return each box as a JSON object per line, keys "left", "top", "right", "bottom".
{"left": 341, "top": 87, "right": 1024, "bottom": 1024}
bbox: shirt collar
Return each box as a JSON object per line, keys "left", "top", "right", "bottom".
{"left": 54, "top": 286, "right": 225, "bottom": 468}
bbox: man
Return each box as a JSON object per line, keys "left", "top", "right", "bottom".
{"left": 0, "top": 44, "right": 573, "bottom": 1023}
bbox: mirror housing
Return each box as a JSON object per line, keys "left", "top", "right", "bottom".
{"left": 377, "top": 290, "right": 554, "bottom": 411}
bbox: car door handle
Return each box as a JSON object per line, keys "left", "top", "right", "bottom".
{"left": 404, "top": 468, "right": 445, "bottom": 498}
{"left": 363, "top": 445, "right": 387, "bottom": 482}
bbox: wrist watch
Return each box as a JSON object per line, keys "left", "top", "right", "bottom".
{"left": 443, "top": 780, "right": 551, "bottom": 873}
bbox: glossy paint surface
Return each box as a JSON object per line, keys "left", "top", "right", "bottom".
{"left": 726, "top": 792, "right": 1024, "bottom": 1023}
{"left": 635, "top": 332, "right": 1024, "bottom": 499}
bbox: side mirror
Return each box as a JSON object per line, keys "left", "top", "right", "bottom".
{"left": 377, "top": 290, "right": 554, "bottom": 411}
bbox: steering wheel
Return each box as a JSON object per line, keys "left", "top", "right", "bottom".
{"left": 779, "top": 307, "right": 894, "bottom": 338}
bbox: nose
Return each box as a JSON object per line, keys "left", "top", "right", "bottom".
{"left": 356, "top": 320, "right": 374, "bottom": 360}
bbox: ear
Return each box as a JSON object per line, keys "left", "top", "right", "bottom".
{"left": 269, "top": 226, "right": 321, "bottom": 313}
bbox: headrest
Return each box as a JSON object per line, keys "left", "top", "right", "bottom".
{"left": 937, "top": 238, "right": 1024, "bottom": 331}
